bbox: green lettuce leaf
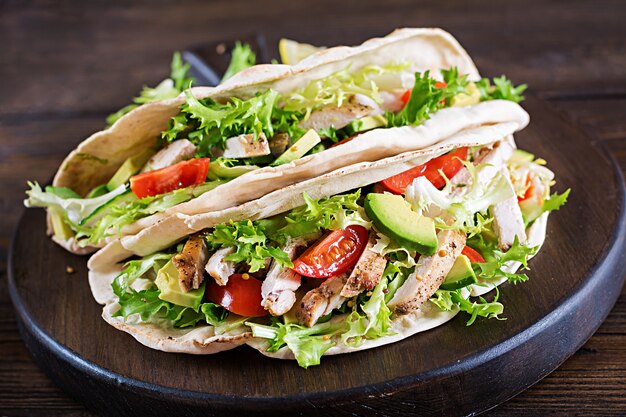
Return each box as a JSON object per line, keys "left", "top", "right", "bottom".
{"left": 284, "top": 63, "right": 409, "bottom": 119}
{"left": 386, "top": 68, "right": 468, "bottom": 127}
{"left": 204, "top": 219, "right": 292, "bottom": 273}
{"left": 542, "top": 189, "right": 570, "bottom": 213}
{"left": 430, "top": 287, "right": 505, "bottom": 325}
{"left": 467, "top": 235, "right": 538, "bottom": 284}
{"left": 24, "top": 182, "right": 127, "bottom": 225}
{"left": 222, "top": 42, "right": 256, "bottom": 82}
{"left": 342, "top": 277, "right": 394, "bottom": 346}
{"left": 162, "top": 89, "right": 283, "bottom": 157}
{"left": 248, "top": 320, "right": 344, "bottom": 368}
{"left": 278, "top": 190, "right": 370, "bottom": 239}
{"left": 476, "top": 76, "right": 527, "bottom": 103}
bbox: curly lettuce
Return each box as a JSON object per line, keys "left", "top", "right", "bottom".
{"left": 222, "top": 42, "right": 256, "bottom": 82}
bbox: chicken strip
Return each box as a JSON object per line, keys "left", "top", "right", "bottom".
{"left": 340, "top": 232, "right": 387, "bottom": 298}
{"left": 141, "top": 139, "right": 196, "bottom": 172}
{"left": 205, "top": 246, "right": 236, "bottom": 286}
{"left": 451, "top": 140, "right": 526, "bottom": 249}
{"left": 388, "top": 230, "right": 466, "bottom": 315}
{"left": 172, "top": 234, "right": 209, "bottom": 292}
{"left": 298, "top": 96, "right": 373, "bottom": 131}
{"left": 261, "top": 237, "right": 310, "bottom": 316}
{"left": 221, "top": 133, "right": 270, "bottom": 158}
{"left": 296, "top": 273, "right": 349, "bottom": 327}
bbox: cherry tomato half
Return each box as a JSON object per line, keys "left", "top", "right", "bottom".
{"left": 292, "top": 225, "right": 369, "bottom": 278}
{"left": 462, "top": 246, "right": 486, "bottom": 263}
{"left": 206, "top": 273, "right": 268, "bottom": 317}
{"left": 380, "top": 147, "right": 468, "bottom": 194}
{"left": 130, "top": 158, "right": 210, "bottom": 199}
{"left": 518, "top": 175, "right": 535, "bottom": 202}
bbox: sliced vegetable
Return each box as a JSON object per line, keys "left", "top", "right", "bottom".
{"left": 271, "top": 129, "right": 321, "bottom": 166}
{"left": 440, "top": 255, "right": 477, "bottom": 290}
{"left": 130, "top": 158, "right": 210, "bottom": 199}
{"left": 461, "top": 246, "right": 486, "bottom": 263}
{"left": 206, "top": 273, "right": 268, "bottom": 317}
{"left": 292, "top": 225, "right": 368, "bottom": 278}
{"left": 381, "top": 147, "right": 468, "bottom": 194}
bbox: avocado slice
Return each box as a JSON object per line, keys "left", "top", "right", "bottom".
{"left": 451, "top": 82, "right": 481, "bottom": 107}
{"left": 271, "top": 129, "right": 321, "bottom": 166}
{"left": 48, "top": 206, "right": 74, "bottom": 241}
{"left": 207, "top": 159, "right": 259, "bottom": 180}
{"left": 106, "top": 148, "right": 155, "bottom": 191}
{"left": 345, "top": 115, "right": 387, "bottom": 135}
{"left": 364, "top": 193, "right": 438, "bottom": 255}
{"left": 86, "top": 184, "right": 111, "bottom": 198}
{"left": 440, "top": 254, "right": 477, "bottom": 290}
{"left": 519, "top": 197, "right": 544, "bottom": 225}
{"left": 155, "top": 260, "right": 205, "bottom": 309}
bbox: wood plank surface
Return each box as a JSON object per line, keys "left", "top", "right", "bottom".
{"left": 1, "top": 0, "right": 625, "bottom": 415}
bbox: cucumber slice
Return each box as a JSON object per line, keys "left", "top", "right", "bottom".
{"left": 345, "top": 115, "right": 387, "bottom": 135}
{"left": 80, "top": 190, "right": 138, "bottom": 227}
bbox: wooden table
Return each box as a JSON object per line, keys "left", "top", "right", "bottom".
{"left": 1, "top": 1, "right": 625, "bottom": 415}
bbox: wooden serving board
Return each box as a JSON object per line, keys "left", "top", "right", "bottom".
{"left": 8, "top": 96, "right": 626, "bottom": 416}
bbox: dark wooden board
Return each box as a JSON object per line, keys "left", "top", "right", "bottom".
{"left": 7, "top": 95, "right": 626, "bottom": 416}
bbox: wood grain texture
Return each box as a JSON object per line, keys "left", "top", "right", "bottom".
{"left": 1, "top": 0, "right": 626, "bottom": 117}
{"left": 1, "top": 0, "right": 626, "bottom": 415}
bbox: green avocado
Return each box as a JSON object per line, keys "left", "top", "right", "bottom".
{"left": 271, "top": 129, "right": 321, "bottom": 166}
{"left": 451, "top": 82, "right": 481, "bottom": 107}
{"left": 364, "top": 193, "right": 437, "bottom": 255}
{"left": 155, "top": 260, "right": 205, "bottom": 309}
{"left": 440, "top": 254, "right": 477, "bottom": 290}
{"left": 48, "top": 206, "right": 74, "bottom": 241}
{"left": 106, "top": 148, "right": 155, "bottom": 191}
{"left": 207, "top": 159, "right": 259, "bottom": 180}
{"left": 345, "top": 115, "right": 387, "bottom": 135}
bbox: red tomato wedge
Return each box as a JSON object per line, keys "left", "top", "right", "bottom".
{"left": 206, "top": 273, "right": 268, "bottom": 317}
{"left": 462, "top": 246, "right": 486, "bottom": 263}
{"left": 130, "top": 158, "right": 210, "bottom": 199}
{"left": 380, "top": 147, "right": 468, "bottom": 194}
{"left": 292, "top": 225, "right": 369, "bottom": 278}
{"left": 518, "top": 175, "right": 535, "bottom": 202}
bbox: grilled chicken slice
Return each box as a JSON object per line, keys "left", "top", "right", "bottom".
{"left": 141, "top": 139, "right": 196, "bottom": 172}
{"left": 298, "top": 96, "right": 373, "bottom": 131}
{"left": 388, "top": 230, "right": 466, "bottom": 315}
{"left": 340, "top": 232, "right": 387, "bottom": 298}
{"left": 491, "top": 176, "right": 527, "bottom": 249}
{"left": 221, "top": 133, "right": 270, "bottom": 158}
{"left": 205, "top": 247, "right": 236, "bottom": 286}
{"left": 261, "top": 238, "right": 308, "bottom": 316}
{"left": 296, "top": 273, "right": 349, "bottom": 327}
{"left": 451, "top": 140, "right": 526, "bottom": 249}
{"left": 172, "top": 234, "right": 209, "bottom": 292}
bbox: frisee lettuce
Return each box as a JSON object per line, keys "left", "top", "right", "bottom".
{"left": 278, "top": 190, "right": 370, "bottom": 239}
{"left": 222, "top": 42, "right": 256, "bottom": 82}
{"left": 342, "top": 277, "right": 394, "bottom": 346}
{"left": 162, "top": 89, "right": 295, "bottom": 157}
{"left": 284, "top": 63, "right": 409, "bottom": 119}
{"left": 405, "top": 159, "right": 515, "bottom": 236}
{"left": 476, "top": 76, "right": 527, "bottom": 103}
{"left": 249, "top": 320, "right": 345, "bottom": 368}
{"left": 467, "top": 235, "right": 538, "bottom": 284}
{"left": 107, "top": 52, "right": 193, "bottom": 126}
{"left": 386, "top": 68, "right": 469, "bottom": 127}
{"left": 431, "top": 287, "right": 505, "bottom": 325}
{"left": 542, "top": 189, "right": 570, "bottom": 213}
{"left": 204, "top": 219, "right": 293, "bottom": 273}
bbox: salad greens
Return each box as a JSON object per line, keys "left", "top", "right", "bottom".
{"left": 222, "top": 42, "right": 257, "bottom": 82}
